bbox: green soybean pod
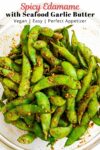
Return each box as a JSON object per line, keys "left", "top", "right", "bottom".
{"left": 61, "top": 27, "right": 70, "bottom": 48}
{"left": 12, "top": 119, "right": 33, "bottom": 131}
{"left": 53, "top": 32, "right": 63, "bottom": 40}
{"left": 4, "top": 104, "right": 47, "bottom": 122}
{"left": 40, "top": 27, "right": 54, "bottom": 37}
{"left": 96, "top": 65, "right": 100, "bottom": 97}
{"left": 31, "top": 56, "right": 43, "bottom": 84}
{"left": 18, "top": 54, "right": 31, "bottom": 96}
{"left": 94, "top": 56, "right": 100, "bottom": 64}
{"left": 20, "top": 25, "right": 30, "bottom": 43}
{"left": 28, "top": 25, "right": 41, "bottom": 65}
{"left": 4, "top": 109, "right": 19, "bottom": 122}
{"left": 46, "top": 88, "right": 58, "bottom": 97}
{"left": 65, "top": 125, "right": 87, "bottom": 146}
{"left": 87, "top": 95, "right": 99, "bottom": 118}
{"left": 0, "top": 101, "right": 5, "bottom": 111}
{"left": 3, "top": 78, "right": 18, "bottom": 92}
{"left": 51, "top": 42, "right": 79, "bottom": 66}
{"left": 3, "top": 85, "right": 17, "bottom": 100}
{"left": 50, "top": 124, "right": 72, "bottom": 139}
{"left": 77, "top": 85, "right": 99, "bottom": 124}
{"left": 81, "top": 95, "right": 99, "bottom": 126}
{"left": 35, "top": 92, "right": 51, "bottom": 139}
{"left": 66, "top": 89, "right": 78, "bottom": 124}
{"left": 92, "top": 114, "right": 100, "bottom": 126}
{"left": 48, "top": 66, "right": 63, "bottom": 75}
{"left": 51, "top": 105, "right": 57, "bottom": 114}
{"left": 0, "top": 76, "right": 3, "bottom": 83}
{"left": 0, "top": 67, "right": 21, "bottom": 84}
{"left": 41, "top": 47, "right": 61, "bottom": 66}
{"left": 33, "top": 40, "right": 47, "bottom": 50}
{"left": 58, "top": 119, "right": 68, "bottom": 127}
{"left": 20, "top": 25, "right": 30, "bottom": 56}
{"left": 51, "top": 105, "right": 66, "bottom": 128}
{"left": 71, "top": 30, "right": 78, "bottom": 48}
{"left": 43, "top": 62, "right": 50, "bottom": 74}
{"left": 77, "top": 69, "right": 87, "bottom": 80}
{"left": 50, "top": 95, "right": 66, "bottom": 106}
{"left": 89, "top": 56, "right": 97, "bottom": 72}
{"left": 30, "top": 75, "right": 81, "bottom": 94}
{"left": 35, "top": 92, "right": 50, "bottom": 112}
{"left": 15, "top": 104, "right": 48, "bottom": 116}
{"left": 1, "top": 92, "right": 7, "bottom": 101}
{"left": 0, "top": 57, "right": 21, "bottom": 72}
{"left": 61, "top": 61, "right": 77, "bottom": 80}
{"left": 77, "top": 50, "right": 87, "bottom": 68}
{"left": 33, "top": 122, "right": 44, "bottom": 139}
{"left": 77, "top": 42, "right": 92, "bottom": 64}
{"left": 15, "top": 59, "right": 22, "bottom": 65}
{"left": 80, "top": 113, "right": 90, "bottom": 126}
{"left": 76, "top": 69, "right": 92, "bottom": 102}
{"left": 9, "top": 47, "right": 21, "bottom": 55}
{"left": 24, "top": 115, "right": 34, "bottom": 127}
{"left": 17, "top": 132, "right": 35, "bottom": 144}
{"left": 2, "top": 96, "right": 33, "bottom": 113}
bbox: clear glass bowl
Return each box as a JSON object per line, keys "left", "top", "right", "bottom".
{"left": 0, "top": 20, "right": 100, "bottom": 150}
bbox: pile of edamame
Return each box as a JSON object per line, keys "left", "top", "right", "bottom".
{"left": 0, "top": 25, "right": 100, "bottom": 146}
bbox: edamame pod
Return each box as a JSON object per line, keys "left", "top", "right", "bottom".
{"left": 15, "top": 59, "right": 22, "bottom": 65}
{"left": 33, "top": 40, "right": 47, "bottom": 50}
{"left": 0, "top": 57, "right": 21, "bottom": 72}
{"left": 77, "top": 50, "right": 87, "bottom": 68}
{"left": 24, "top": 115, "right": 34, "bottom": 127}
{"left": 28, "top": 25, "right": 41, "bottom": 65}
{"left": 50, "top": 95, "right": 66, "bottom": 106}
{"left": 95, "top": 56, "right": 100, "bottom": 64}
{"left": 30, "top": 75, "right": 81, "bottom": 94}
{"left": 41, "top": 47, "right": 61, "bottom": 66}
{"left": 50, "top": 125, "right": 72, "bottom": 139}
{"left": 40, "top": 27, "right": 54, "bottom": 37}
{"left": 66, "top": 89, "right": 78, "bottom": 124}
{"left": 81, "top": 95, "right": 99, "bottom": 125}
{"left": 33, "top": 122, "right": 44, "bottom": 139}
{"left": 46, "top": 88, "right": 58, "bottom": 97}
{"left": 77, "top": 85, "right": 99, "bottom": 123}
{"left": 71, "top": 30, "right": 78, "bottom": 48}
{"left": 20, "top": 25, "right": 30, "bottom": 56}
{"left": 35, "top": 92, "right": 51, "bottom": 139}
{"left": 18, "top": 54, "right": 31, "bottom": 96}
{"left": 3, "top": 85, "right": 17, "bottom": 100}
{"left": 17, "top": 132, "right": 35, "bottom": 144}
{"left": 76, "top": 69, "right": 92, "bottom": 102}
{"left": 65, "top": 125, "right": 87, "bottom": 146}
{"left": 12, "top": 119, "right": 33, "bottom": 131}
{"left": 61, "top": 27, "right": 70, "bottom": 48}
{"left": 61, "top": 61, "right": 77, "bottom": 80}
{"left": 0, "top": 67, "right": 21, "bottom": 84}
{"left": 0, "top": 101, "right": 4, "bottom": 111}
{"left": 92, "top": 113, "right": 100, "bottom": 126}
{"left": 31, "top": 56, "right": 43, "bottom": 84}
{"left": 3, "top": 78, "right": 18, "bottom": 92}
{"left": 58, "top": 119, "right": 68, "bottom": 127}
{"left": 53, "top": 32, "right": 63, "bottom": 40}
{"left": 2, "top": 96, "right": 33, "bottom": 113}
{"left": 51, "top": 42, "right": 79, "bottom": 66}
{"left": 77, "top": 43, "right": 92, "bottom": 64}
{"left": 77, "top": 69, "right": 87, "bottom": 80}
{"left": 51, "top": 105, "right": 66, "bottom": 128}
{"left": 4, "top": 104, "right": 47, "bottom": 122}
